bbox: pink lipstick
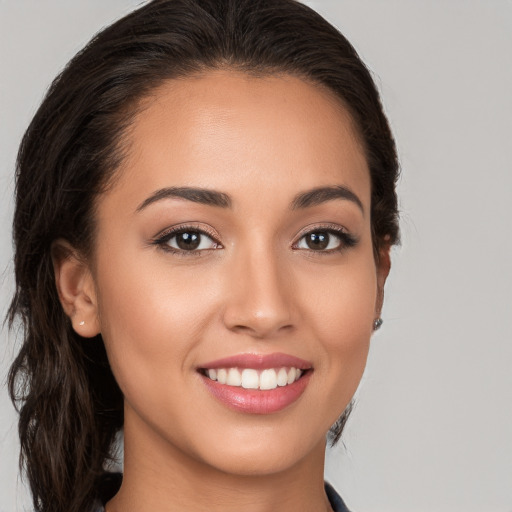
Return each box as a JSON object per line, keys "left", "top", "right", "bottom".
{"left": 198, "top": 353, "right": 312, "bottom": 414}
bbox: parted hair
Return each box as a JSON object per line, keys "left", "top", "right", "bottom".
{"left": 8, "top": 1, "right": 399, "bottom": 511}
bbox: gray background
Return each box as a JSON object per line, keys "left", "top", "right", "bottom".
{"left": 1, "top": 1, "right": 511, "bottom": 511}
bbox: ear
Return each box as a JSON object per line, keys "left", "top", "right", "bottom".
{"left": 51, "top": 240, "right": 101, "bottom": 338}
{"left": 375, "top": 239, "right": 392, "bottom": 319}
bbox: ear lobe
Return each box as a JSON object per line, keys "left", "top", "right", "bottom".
{"left": 375, "top": 241, "right": 392, "bottom": 318}
{"left": 51, "top": 240, "right": 100, "bottom": 338}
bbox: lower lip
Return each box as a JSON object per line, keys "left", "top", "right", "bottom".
{"left": 200, "top": 371, "right": 311, "bottom": 414}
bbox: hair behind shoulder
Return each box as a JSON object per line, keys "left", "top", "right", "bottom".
{"left": 8, "top": 1, "right": 399, "bottom": 510}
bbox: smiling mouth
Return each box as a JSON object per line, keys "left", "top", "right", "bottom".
{"left": 199, "top": 367, "right": 306, "bottom": 391}
{"left": 197, "top": 353, "right": 313, "bottom": 413}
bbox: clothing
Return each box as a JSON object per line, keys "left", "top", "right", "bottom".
{"left": 92, "top": 473, "right": 351, "bottom": 511}
{"left": 325, "top": 481, "right": 352, "bottom": 512}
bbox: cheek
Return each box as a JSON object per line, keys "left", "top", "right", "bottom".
{"left": 303, "top": 252, "right": 377, "bottom": 338}
{"left": 300, "top": 255, "right": 377, "bottom": 413}
{"left": 92, "top": 249, "right": 218, "bottom": 398}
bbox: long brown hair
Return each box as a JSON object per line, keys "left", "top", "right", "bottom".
{"left": 8, "top": 1, "right": 400, "bottom": 510}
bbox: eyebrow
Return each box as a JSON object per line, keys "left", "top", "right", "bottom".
{"left": 136, "top": 186, "right": 232, "bottom": 212}
{"left": 291, "top": 185, "right": 364, "bottom": 213}
{"left": 136, "top": 184, "right": 364, "bottom": 214}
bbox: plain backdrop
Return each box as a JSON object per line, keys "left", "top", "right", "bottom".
{"left": 1, "top": 1, "right": 511, "bottom": 511}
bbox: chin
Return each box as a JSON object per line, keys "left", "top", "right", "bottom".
{"left": 188, "top": 422, "right": 328, "bottom": 478}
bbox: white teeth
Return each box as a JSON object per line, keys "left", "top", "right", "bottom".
{"left": 277, "top": 368, "right": 288, "bottom": 387}
{"left": 241, "top": 369, "right": 259, "bottom": 389}
{"left": 227, "top": 368, "right": 242, "bottom": 386}
{"left": 260, "top": 369, "right": 277, "bottom": 390}
{"left": 217, "top": 368, "right": 227, "bottom": 384}
{"left": 205, "top": 367, "right": 304, "bottom": 390}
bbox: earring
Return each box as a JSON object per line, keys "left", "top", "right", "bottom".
{"left": 79, "top": 321, "right": 85, "bottom": 326}
{"left": 373, "top": 318, "right": 383, "bottom": 331}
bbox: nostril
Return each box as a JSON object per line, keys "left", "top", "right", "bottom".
{"left": 221, "top": 263, "right": 296, "bottom": 337}
{"left": 228, "top": 321, "right": 294, "bottom": 338}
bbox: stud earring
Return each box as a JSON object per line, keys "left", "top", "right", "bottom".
{"left": 79, "top": 321, "right": 85, "bottom": 326}
{"left": 373, "top": 318, "right": 383, "bottom": 331}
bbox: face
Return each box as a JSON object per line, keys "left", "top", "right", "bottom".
{"left": 73, "top": 71, "right": 388, "bottom": 477}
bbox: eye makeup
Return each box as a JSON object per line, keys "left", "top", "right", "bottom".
{"left": 150, "top": 223, "right": 222, "bottom": 256}
{"left": 149, "top": 220, "right": 358, "bottom": 258}
{"left": 292, "top": 223, "right": 359, "bottom": 254}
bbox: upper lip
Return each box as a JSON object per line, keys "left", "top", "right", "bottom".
{"left": 198, "top": 352, "right": 313, "bottom": 370}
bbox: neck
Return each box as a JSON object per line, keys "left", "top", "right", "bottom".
{"left": 107, "top": 410, "right": 332, "bottom": 512}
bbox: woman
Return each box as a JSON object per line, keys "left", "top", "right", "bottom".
{"left": 8, "top": 0, "right": 399, "bottom": 511}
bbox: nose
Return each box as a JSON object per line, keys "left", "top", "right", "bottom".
{"left": 221, "top": 245, "right": 295, "bottom": 339}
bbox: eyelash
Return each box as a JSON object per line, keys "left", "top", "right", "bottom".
{"left": 151, "top": 223, "right": 358, "bottom": 256}
{"left": 292, "top": 224, "right": 358, "bottom": 254}
{"left": 151, "top": 224, "right": 222, "bottom": 257}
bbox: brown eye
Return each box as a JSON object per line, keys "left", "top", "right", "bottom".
{"left": 295, "top": 229, "right": 353, "bottom": 252}
{"left": 174, "top": 232, "right": 200, "bottom": 250}
{"left": 164, "top": 230, "right": 219, "bottom": 252}
{"left": 303, "top": 232, "right": 331, "bottom": 250}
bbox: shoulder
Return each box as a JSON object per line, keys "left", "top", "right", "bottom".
{"left": 325, "top": 481, "right": 353, "bottom": 512}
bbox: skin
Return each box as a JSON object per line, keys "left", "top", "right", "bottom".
{"left": 54, "top": 70, "right": 390, "bottom": 512}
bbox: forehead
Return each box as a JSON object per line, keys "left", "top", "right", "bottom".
{"left": 110, "top": 70, "right": 370, "bottom": 209}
